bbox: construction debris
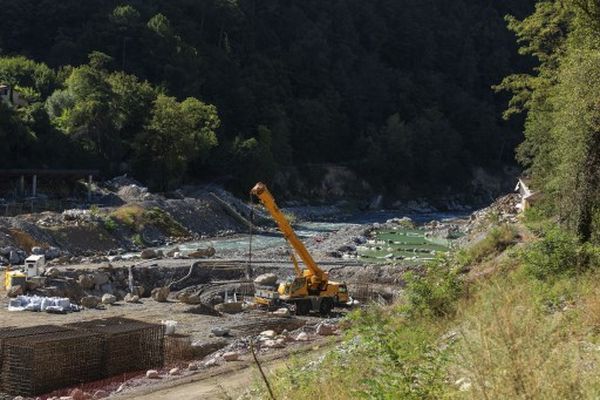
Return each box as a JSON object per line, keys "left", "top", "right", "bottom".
{"left": 151, "top": 287, "right": 170, "bottom": 302}
{"left": 146, "top": 370, "right": 159, "bottom": 379}
{"left": 223, "top": 351, "right": 239, "bottom": 361}
{"left": 7, "top": 295, "right": 78, "bottom": 313}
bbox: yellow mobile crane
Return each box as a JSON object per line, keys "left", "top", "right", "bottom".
{"left": 250, "top": 182, "right": 349, "bottom": 315}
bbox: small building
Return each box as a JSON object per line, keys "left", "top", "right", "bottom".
{"left": 0, "top": 84, "right": 10, "bottom": 104}
{"left": 0, "top": 84, "right": 28, "bottom": 107}
{"left": 25, "top": 254, "right": 45, "bottom": 278}
{"left": 515, "top": 177, "right": 542, "bottom": 211}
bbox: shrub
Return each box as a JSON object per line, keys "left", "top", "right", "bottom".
{"left": 404, "top": 257, "right": 463, "bottom": 318}
{"left": 522, "top": 227, "right": 599, "bottom": 280}
{"left": 131, "top": 233, "right": 144, "bottom": 246}
{"left": 143, "top": 207, "right": 188, "bottom": 237}
{"left": 457, "top": 224, "right": 519, "bottom": 267}
{"left": 103, "top": 217, "right": 118, "bottom": 232}
{"left": 111, "top": 204, "right": 145, "bottom": 228}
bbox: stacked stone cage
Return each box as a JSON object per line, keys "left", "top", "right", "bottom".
{"left": 66, "top": 317, "right": 165, "bottom": 376}
{"left": 1, "top": 328, "right": 103, "bottom": 396}
{"left": 164, "top": 334, "right": 193, "bottom": 364}
{"left": 0, "top": 325, "right": 71, "bottom": 393}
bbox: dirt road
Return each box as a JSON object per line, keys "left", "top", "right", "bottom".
{"left": 115, "top": 342, "right": 331, "bottom": 400}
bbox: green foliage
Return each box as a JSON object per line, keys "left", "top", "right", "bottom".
{"left": 262, "top": 226, "right": 600, "bottom": 400}
{"left": 0, "top": 56, "right": 57, "bottom": 98}
{"left": 404, "top": 257, "right": 463, "bottom": 318}
{"left": 229, "top": 125, "right": 277, "bottom": 193}
{"left": 103, "top": 216, "right": 118, "bottom": 232}
{"left": 110, "top": 5, "right": 140, "bottom": 26}
{"left": 0, "top": 0, "right": 534, "bottom": 195}
{"left": 457, "top": 224, "right": 519, "bottom": 266}
{"left": 264, "top": 306, "right": 452, "bottom": 400}
{"left": 110, "top": 204, "right": 187, "bottom": 237}
{"left": 89, "top": 204, "right": 100, "bottom": 216}
{"left": 131, "top": 233, "right": 144, "bottom": 247}
{"left": 143, "top": 207, "right": 188, "bottom": 237}
{"left": 499, "top": 0, "right": 600, "bottom": 242}
{"left": 133, "top": 94, "right": 219, "bottom": 190}
{"left": 522, "top": 227, "right": 600, "bottom": 280}
{"left": 354, "top": 310, "right": 450, "bottom": 399}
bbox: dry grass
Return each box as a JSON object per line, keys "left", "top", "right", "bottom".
{"left": 110, "top": 204, "right": 188, "bottom": 237}
{"left": 8, "top": 228, "right": 45, "bottom": 252}
{"left": 261, "top": 269, "right": 600, "bottom": 400}
{"left": 454, "top": 273, "right": 600, "bottom": 399}
{"left": 111, "top": 204, "right": 145, "bottom": 228}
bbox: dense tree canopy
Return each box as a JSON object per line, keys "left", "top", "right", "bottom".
{"left": 0, "top": 0, "right": 535, "bottom": 193}
{"left": 499, "top": 0, "right": 600, "bottom": 242}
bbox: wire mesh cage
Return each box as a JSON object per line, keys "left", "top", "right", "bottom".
{"left": 164, "top": 334, "right": 193, "bottom": 364}
{"left": 0, "top": 325, "right": 72, "bottom": 393}
{"left": 66, "top": 317, "right": 165, "bottom": 376}
{"left": 1, "top": 329, "right": 104, "bottom": 396}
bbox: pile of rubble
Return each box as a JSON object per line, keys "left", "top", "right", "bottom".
{"left": 199, "top": 319, "right": 341, "bottom": 368}
{"left": 465, "top": 193, "right": 521, "bottom": 234}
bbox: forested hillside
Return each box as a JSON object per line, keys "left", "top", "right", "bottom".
{"left": 249, "top": 2, "right": 600, "bottom": 398}
{"left": 499, "top": 0, "right": 600, "bottom": 242}
{"left": 0, "top": 1, "right": 534, "bottom": 194}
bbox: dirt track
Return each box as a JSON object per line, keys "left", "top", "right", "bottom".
{"left": 114, "top": 339, "right": 335, "bottom": 400}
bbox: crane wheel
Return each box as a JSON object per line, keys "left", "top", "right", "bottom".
{"left": 319, "top": 298, "right": 334, "bottom": 316}
{"left": 296, "top": 300, "right": 311, "bottom": 315}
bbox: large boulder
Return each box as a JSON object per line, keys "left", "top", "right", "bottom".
{"left": 166, "top": 247, "right": 180, "bottom": 258}
{"left": 178, "top": 292, "right": 202, "bottom": 305}
{"left": 77, "top": 274, "right": 94, "bottom": 290}
{"left": 31, "top": 246, "right": 45, "bottom": 255}
{"left": 80, "top": 296, "right": 100, "bottom": 309}
{"left": 0, "top": 246, "right": 16, "bottom": 257}
{"left": 272, "top": 308, "right": 291, "bottom": 317}
{"left": 140, "top": 249, "right": 158, "bottom": 259}
{"left": 151, "top": 287, "right": 170, "bottom": 302}
{"left": 214, "top": 302, "right": 243, "bottom": 314}
{"left": 223, "top": 352, "right": 239, "bottom": 362}
{"left": 254, "top": 273, "right": 278, "bottom": 286}
{"left": 124, "top": 293, "right": 140, "bottom": 303}
{"left": 260, "top": 330, "right": 276, "bottom": 339}
{"left": 187, "top": 247, "right": 216, "bottom": 259}
{"left": 101, "top": 294, "right": 117, "bottom": 305}
{"left": 131, "top": 285, "right": 145, "bottom": 297}
{"left": 316, "top": 322, "right": 337, "bottom": 336}
{"left": 146, "top": 370, "right": 159, "bottom": 379}
{"left": 45, "top": 267, "right": 61, "bottom": 278}
{"left": 9, "top": 251, "right": 22, "bottom": 265}
{"left": 93, "top": 272, "right": 110, "bottom": 287}
{"left": 45, "top": 246, "right": 62, "bottom": 259}
{"left": 211, "top": 327, "right": 230, "bottom": 337}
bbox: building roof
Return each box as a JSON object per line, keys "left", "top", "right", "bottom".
{"left": 25, "top": 255, "right": 45, "bottom": 262}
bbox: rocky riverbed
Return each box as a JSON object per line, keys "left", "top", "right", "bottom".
{"left": 0, "top": 178, "right": 522, "bottom": 400}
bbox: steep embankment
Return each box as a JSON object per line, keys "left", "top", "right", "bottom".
{"left": 246, "top": 196, "right": 600, "bottom": 399}
{"left": 0, "top": 179, "right": 260, "bottom": 264}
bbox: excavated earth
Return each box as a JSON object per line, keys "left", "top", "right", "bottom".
{"left": 0, "top": 178, "right": 520, "bottom": 399}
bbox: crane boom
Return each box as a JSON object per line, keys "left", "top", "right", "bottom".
{"left": 250, "top": 182, "right": 325, "bottom": 280}
{"left": 250, "top": 182, "right": 350, "bottom": 314}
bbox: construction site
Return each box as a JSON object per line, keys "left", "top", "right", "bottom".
{"left": 0, "top": 175, "right": 512, "bottom": 400}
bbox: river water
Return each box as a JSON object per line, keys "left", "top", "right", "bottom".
{"left": 156, "top": 209, "right": 467, "bottom": 257}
